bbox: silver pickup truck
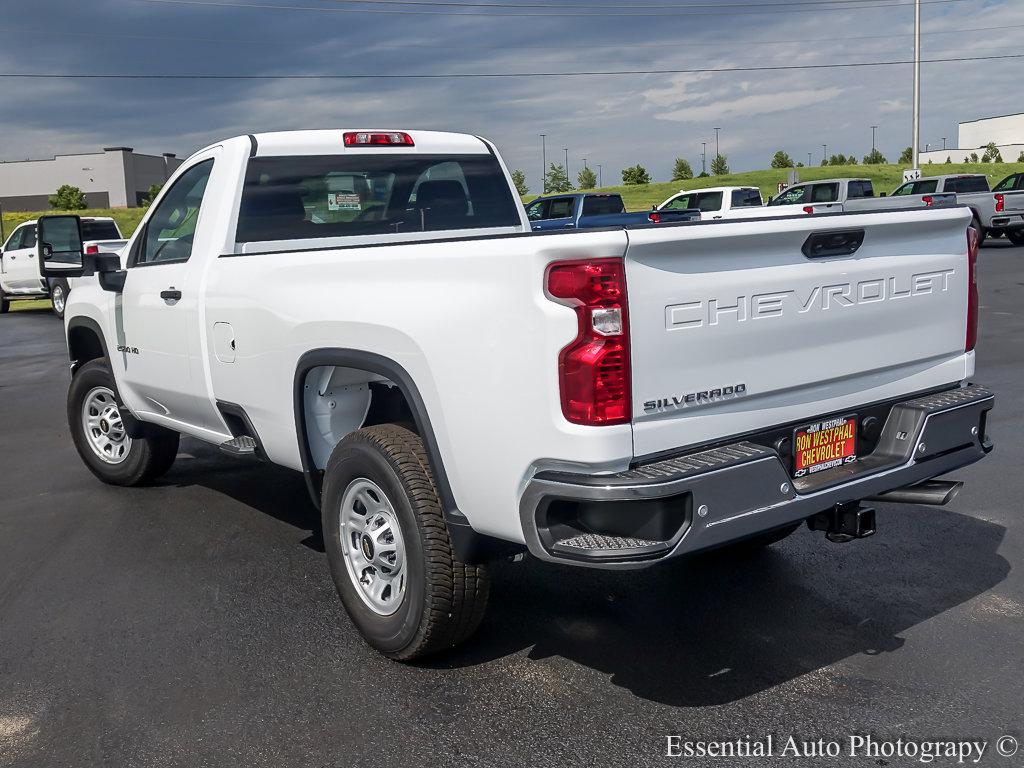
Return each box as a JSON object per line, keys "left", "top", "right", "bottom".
{"left": 892, "top": 173, "right": 1024, "bottom": 245}
{"left": 769, "top": 178, "right": 956, "bottom": 214}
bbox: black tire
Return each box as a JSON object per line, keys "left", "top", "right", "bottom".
{"left": 0, "top": 287, "right": 9, "bottom": 314}
{"left": 49, "top": 279, "right": 70, "bottom": 319}
{"left": 970, "top": 216, "right": 987, "bottom": 247}
{"left": 1007, "top": 230, "right": 1024, "bottom": 247}
{"left": 322, "top": 424, "right": 489, "bottom": 661}
{"left": 68, "top": 359, "right": 180, "bottom": 486}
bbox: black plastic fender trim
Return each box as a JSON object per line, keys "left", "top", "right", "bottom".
{"left": 292, "top": 348, "right": 523, "bottom": 564}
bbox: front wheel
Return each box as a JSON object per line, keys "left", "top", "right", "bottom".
{"left": 322, "top": 424, "right": 490, "bottom": 661}
{"left": 68, "top": 360, "right": 179, "bottom": 486}
{"left": 0, "top": 287, "right": 9, "bottom": 314}
{"left": 1007, "top": 230, "right": 1024, "bottom": 247}
{"left": 50, "top": 279, "right": 70, "bottom": 318}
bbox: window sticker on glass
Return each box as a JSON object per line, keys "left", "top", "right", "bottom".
{"left": 328, "top": 193, "right": 362, "bottom": 212}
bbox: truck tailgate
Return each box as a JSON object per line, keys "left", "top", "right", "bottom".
{"left": 625, "top": 207, "right": 974, "bottom": 457}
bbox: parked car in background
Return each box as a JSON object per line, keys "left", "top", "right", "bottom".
{"left": 769, "top": 178, "right": 955, "bottom": 214}
{"left": 525, "top": 192, "right": 697, "bottom": 230}
{"left": 656, "top": 186, "right": 763, "bottom": 219}
{"left": 891, "top": 173, "right": 1024, "bottom": 244}
{"left": 0, "top": 217, "right": 127, "bottom": 317}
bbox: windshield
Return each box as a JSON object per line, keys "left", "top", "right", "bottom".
{"left": 237, "top": 154, "right": 521, "bottom": 242}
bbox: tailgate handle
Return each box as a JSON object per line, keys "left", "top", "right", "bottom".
{"left": 802, "top": 229, "right": 865, "bottom": 259}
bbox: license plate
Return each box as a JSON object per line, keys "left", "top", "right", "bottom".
{"left": 792, "top": 415, "right": 858, "bottom": 477}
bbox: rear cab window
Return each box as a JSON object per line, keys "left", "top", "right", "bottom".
{"left": 847, "top": 180, "right": 874, "bottom": 199}
{"left": 81, "top": 221, "right": 121, "bottom": 240}
{"left": 731, "top": 189, "right": 762, "bottom": 208}
{"left": 943, "top": 176, "right": 989, "bottom": 194}
{"left": 581, "top": 195, "right": 625, "bottom": 216}
{"left": 810, "top": 183, "right": 839, "bottom": 203}
{"left": 694, "top": 191, "right": 724, "bottom": 212}
{"left": 236, "top": 154, "right": 521, "bottom": 244}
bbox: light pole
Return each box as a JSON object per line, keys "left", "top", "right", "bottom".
{"left": 912, "top": 0, "right": 921, "bottom": 169}
{"left": 871, "top": 125, "right": 878, "bottom": 153}
{"left": 807, "top": 152, "right": 812, "bottom": 167}
{"left": 701, "top": 141, "right": 707, "bottom": 175}
{"left": 563, "top": 148, "right": 569, "bottom": 186}
{"left": 942, "top": 137, "right": 947, "bottom": 150}
{"left": 714, "top": 127, "right": 721, "bottom": 161}
{"left": 823, "top": 144, "right": 828, "bottom": 164}
{"left": 539, "top": 134, "right": 547, "bottom": 193}
{"left": 597, "top": 164, "right": 603, "bottom": 187}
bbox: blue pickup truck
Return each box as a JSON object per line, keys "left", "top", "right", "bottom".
{"left": 525, "top": 192, "right": 698, "bottom": 231}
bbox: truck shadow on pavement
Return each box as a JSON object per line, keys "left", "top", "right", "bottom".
{"left": 170, "top": 440, "right": 1008, "bottom": 709}
{"left": 429, "top": 508, "right": 1009, "bottom": 708}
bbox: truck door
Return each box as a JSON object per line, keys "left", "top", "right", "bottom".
{"left": 115, "top": 150, "right": 226, "bottom": 435}
{"left": 0, "top": 225, "right": 41, "bottom": 291}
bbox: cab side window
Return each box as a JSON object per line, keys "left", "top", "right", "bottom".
{"left": 526, "top": 200, "right": 550, "bottom": 221}
{"left": 547, "top": 198, "right": 574, "bottom": 218}
{"left": 4, "top": 227, "right": 25, "bottom": 250}
{"left": 136, "top": 160, "right": 214, "bottom": 266}
{"left": 770, "top": 186, "right": 808, "bottom": 205}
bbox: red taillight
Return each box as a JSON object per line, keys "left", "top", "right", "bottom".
{"left": 922, "top": 195, "right": 934, "bottom": 206}
{"left": 966, "top": 226, "right": 979, "bottom": 351}
{"left": 648, "top": 212, "right": 661, "bottom": 224}
{"left": 85, "top": 244, "right": 99, "bottom": 255}
{"left": 995, "top": 193, "right": 1005, "bottom": 213}
{"left": 343, "top": 131, "right": 414, "bottom": 146}
{"left": 546, "top": 259, "right": 631, "bottom": 426}
{"left": 803, "top": 206, "right": 815, "bottom": 214}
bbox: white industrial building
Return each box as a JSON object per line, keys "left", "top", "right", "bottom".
{"left": 0, "top": 147, "right": 183, "bottom": 212}
{"left": 920, "top": 112, "right": 1024, "bottom": 164}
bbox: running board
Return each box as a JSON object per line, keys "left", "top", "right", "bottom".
{"left": 219, "top": 435, "right": 258, "bottom": 456}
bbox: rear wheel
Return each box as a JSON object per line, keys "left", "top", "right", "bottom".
{"left": 68, "top": 360, "right": 179, "bottom": 486}
{"left": 1007, "top": 230, "right": 1024, "bottom": 247}
{"left": 50, "top": 279, "right": 70, "bottom": 318}
{"left": 0, "top": 288, "right": 9, "bottom": 314}
{"left": 322, "top": 424, "right": 489, "bottom": 661}
{"left": 970, "top": 216, "right": 987, "bottom": 247}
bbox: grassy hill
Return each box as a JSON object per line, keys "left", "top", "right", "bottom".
{"left": 524, "top": 162, "right": 1024, "bottom": 210}
{"left": 1, "top": 208, "right": 147, "bottom": 241}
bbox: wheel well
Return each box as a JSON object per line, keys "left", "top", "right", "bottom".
{"left": 301, "top": 365, "right": 416, "bottom": 471}
{"left": 68, "top": 325, "right": 106, "bottom": 369}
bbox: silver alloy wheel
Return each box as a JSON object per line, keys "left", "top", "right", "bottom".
{"left": 51, "top": 284, "right": 65, "bottom": 315}
{"left": 82, "top": 386, "right": 132, "bottom": 464}
{"left": 339, "top": 478, "right": 408, "bottom": 616}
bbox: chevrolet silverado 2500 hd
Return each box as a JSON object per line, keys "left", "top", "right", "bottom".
{"left": 38, "top": 129, "right": 995, "bottom": 660}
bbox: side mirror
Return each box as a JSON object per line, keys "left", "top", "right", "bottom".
{"left": 37, "top": 215, "right": 86, "bottom": 277}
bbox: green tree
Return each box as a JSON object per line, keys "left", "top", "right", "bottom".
{"left": 544, "top": 163, "right": 572, "bottom": 193}
{"left": 982, "top": 142, "right": 1003, "bottom": 163}
{"left": 49, "top": 184, "right": 87, "bottom": 210}
{"left": 770, "top": 150, "right": 794, "bottom": 169}
{"left": 142, "top": 183, "right": 164, "bottom": 206}
{"left": 510, "top": 169, "right": 529, "bottom": 196}
{"left": 576, "top": 166, "right": 598, "bottom": 189}
{"left": 710, "top": 154, "right": 730, "bottom": 175}
{"left": 697, "top": 171, "right": 710, "bottom": 178}
{"left": 969, "top": 152, "right": 980, "bottom": 163}
{"left": 621, "top": 164, "right": 652, "bottom": 185}
{"left": 1018, "top": 151, "right": 1024, "bottom": 162}
{"left": 899, "top": 146, "right": 914, "bottom": 165}
{"left": 945, "top": 156, "right": 953, "bottom": 164}
{"left": 863, "top": 148, "right": 887, "bottom": 165}
{"left": 671, "top": 157, "right": 694, "bottom": 181}
{"left": 796, "top": 161, "right": 805, "bottom": 167}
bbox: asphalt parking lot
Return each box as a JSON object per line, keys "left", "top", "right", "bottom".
{"left": 1, "top": 243, "right": 1022, "bottom": 768}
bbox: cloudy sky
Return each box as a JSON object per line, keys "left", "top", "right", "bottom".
{"left": 1, "top": 0, "right": 1021, "bottom": 190}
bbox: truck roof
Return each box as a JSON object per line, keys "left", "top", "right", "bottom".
{"left": 242, "top": 129, "right": 492, "bottom": 158}
{"left": 672, "top": 186, "right": 759, "bottom": 194}
{"left": 13, "top": 216, "right": 117, "bottom": 227}
{"left": 791, "top": 178, "right": 871, "bottom": 185}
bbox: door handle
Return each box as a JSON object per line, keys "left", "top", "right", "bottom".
{"left": 160, "top": 289, "right": 182, "bottom": 301}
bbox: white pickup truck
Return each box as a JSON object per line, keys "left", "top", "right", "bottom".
{"left": 891, "top": 173, "right": 1024, "bottom": 245}
{"left": 656, "top": 185, "right": 846, "bottom": 219}
{"left": 38, "top": 129, "right": 996, "bottom": 660}
{"left": 0, "top": 217, "right": 127, "bottom": 317}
